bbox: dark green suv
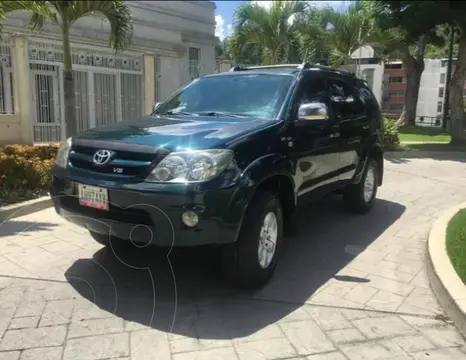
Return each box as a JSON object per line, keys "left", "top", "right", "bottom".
{"left": 51, "top": 63, "right": 384, "bottom": 289}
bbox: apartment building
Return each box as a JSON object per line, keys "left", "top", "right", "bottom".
{"left": 0, "top": 1, "right": 217, "bottom": 144}
{"left": 381, "top": 58, "right": 465, "bottom": 125}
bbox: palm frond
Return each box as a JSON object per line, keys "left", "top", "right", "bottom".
{"left": 65, "top": 0, "right": 133, "bottom": 52}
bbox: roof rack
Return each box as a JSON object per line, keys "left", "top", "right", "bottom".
{"left": 229, "top": 63, "right": 355, "bottom": 77}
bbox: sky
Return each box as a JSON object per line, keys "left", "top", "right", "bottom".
{"left": 214, "top": 1, "right": 350, "bottom": 41}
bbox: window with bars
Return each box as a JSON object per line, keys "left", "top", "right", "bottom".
{"left": 0, "top": 65, "right": 14, "bottom": 114}
{"left": 389, "top": 76, "right": 404, "bottom": 83}
{"left": 440, "top": 73, "right": 446, "bottom": 84}
{"left": 439, "top": 87, "right": 444, "bottom": 98}
{"left": 154, "top": 56, "right": 162, "bottom": 103}
{"left": 188, "top": 47, "right": 201, "bottom": 80}
{"left": 437, "top": 101, "right": 443, "bottom": 113}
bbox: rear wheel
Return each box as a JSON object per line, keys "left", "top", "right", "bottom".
{"left": 221, "top": 190, "right": 283, "bottom": 290}
{"left": 343, "top": 158, "right": 379, "bottom": 214}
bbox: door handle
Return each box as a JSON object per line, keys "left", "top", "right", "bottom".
{"left": 330, "top": 132, "right": 340, "bottom": 138}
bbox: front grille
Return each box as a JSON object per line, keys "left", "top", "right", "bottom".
{"left": 60, "top": 196, "right": 153, "bottom": 226}
{"left": 69, "top": 144, "right": 165, "bottom": 178}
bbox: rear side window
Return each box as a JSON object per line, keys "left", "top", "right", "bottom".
{"left": 328, "top": 78, "right": 365, "bottom": 120}
{"left": 355, "top": 83, "right": 380, "bottom": 113}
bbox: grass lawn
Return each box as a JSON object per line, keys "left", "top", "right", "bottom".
{"left": 446, "top": 208, "right": 466, "bottom": 284}
{"left": 398, "top": 126, "right": 451, "bottom": 143}
{"left": 402, "top": 143, "right": 466, "bottom": 152}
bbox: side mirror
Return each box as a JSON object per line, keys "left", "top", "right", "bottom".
{"left": 153, "top": 102, "right": 161, "bottom": 111}
{"left": 297, "top": 102, "right": 329, "bottom": 122}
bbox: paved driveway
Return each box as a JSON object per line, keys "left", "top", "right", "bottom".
{"left": 1, "top": 153, "right": 466, "bottom": 360}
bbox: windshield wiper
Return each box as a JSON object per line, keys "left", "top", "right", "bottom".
{"left": 159, "top": 110, "right": 198, "bottom": 116}
{"left": 196, "top": 111, "right": 247, "bottom": 118}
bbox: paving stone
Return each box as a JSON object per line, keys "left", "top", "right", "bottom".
{"left": 365, "top": 275, "right": 414, "bottom": 297}
{"left": 172, "top": 347, "right": 238, "bottom": 360}
{"left": 366, "top": 290, "right": 405, "bottom": 311}
{"left": 13, "top": 302, "right": 45, "bottom": 318}
{"left": 233, "top": 324, "right": 283, "bottom": 343}
{"left": 327, "top": 328, "right": 366, "bottom": 344}
{"left": 280, "top": 320, "right": 335, "bottom": 355}
{"left": 411, "top": 347, "right": 466, "bottom": 359}
{"left": 306, "top": 307, "right": 352, "bottom": 331}
{"left": 421, "top": 327, "right": 466, "bottom": 348}
{"left": 40, "top": 240, "right": 81, "bottom": 254}
{"left": 39, "top": 299, "right": 74, "bottom": 326}
{"left": 236, "top": 337, "right": 297, "bottom": 360}
{"left": 72, "top": 305, "right": 114, "bottom": 321}
{"left": 316, "top": 282, "right": 353, "bottom": 298}
{"left": 130, "top": 329, "right": 170, "bottom": 360}
{"left": 379, "top": 335, "right": 436, "bottom": 354}
{"left": 399, "top": 315, "right": 448, "bottom": 329}
{"left": 344, "top": 285, "right": 379, "bottom": 305}
{"left": 8, "top": 316, "right": 39, "bottom": 330}
{"left": 0, "top": 307, "right": 16, "bottom": 339}
{"left": 0, "top": 325, "right": 67, "bottom": 350}
{"left": 351, "top": 317, "right": 416, "bottom": 339}
{"left": 340, "top": 342, "right": 405, "bottom": 360}
{"left": 0, "top": 352, "right": 20, "bottom": 360}
{"left": 306, "top": 352, "right": 348, "bottom": 360}
{"left": 20, "top": 346, "right": 62, "bottom": 360}
{"left": 170, "top": 337, "right": 202, "bottom": 353}
{"left": 64, "top": 333, "right": 129, "bottom": 360}
{"left": 68, "top": 317, "right": 124, "bottom": 338}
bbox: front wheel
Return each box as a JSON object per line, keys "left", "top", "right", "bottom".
{"left": 343, "top": 158, "right": 379, "bottom": 214}
{"left": 221, "top": 190, "right": 283, "bottom": 290}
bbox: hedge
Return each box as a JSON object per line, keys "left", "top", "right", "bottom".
{"left": 0, "top": 144, "right": 59, "bottom": 206}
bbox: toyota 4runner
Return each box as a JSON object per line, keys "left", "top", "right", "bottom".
{"left": 51, "top": 63, "right": 384, "bottom": 289}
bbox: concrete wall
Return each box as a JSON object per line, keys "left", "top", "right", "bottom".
{"left": 0, "top": 115, "right": 21, "bottom": 145}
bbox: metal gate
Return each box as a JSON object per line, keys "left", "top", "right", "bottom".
{"left": 29, "top": 41, "right": 144, "bottom": 143}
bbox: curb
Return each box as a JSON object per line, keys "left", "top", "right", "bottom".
{"left": 427, "top": 201, "right": 466, "bottom": 338}
{"left": 0, "top": 196, "right": 52, "bottom": 222}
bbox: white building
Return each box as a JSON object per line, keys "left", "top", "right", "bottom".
{"left": 349, "top": 46, "right": 384, "bottom": 106}
{"left": 0, "top": 1, "right": 217, "bottom": 144}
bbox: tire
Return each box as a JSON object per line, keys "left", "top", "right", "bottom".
{"left": 343, "top": 158, "right": 379, "bottom": 214}
{"left": 221, "top": 190, "right": 284, "bottom": 290}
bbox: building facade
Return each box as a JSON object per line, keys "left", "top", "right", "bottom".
{"left": 381, "top": 58, "right": 465, "bottom": 125}
{"left": 0, "top": 1, "right": 217, "bottom": 144}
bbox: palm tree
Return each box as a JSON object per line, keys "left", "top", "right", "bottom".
{"left": 233, "top": 0, "right": 306, "bottom": 65}
{"left": 296, "top": 6, "right": 330, "bottom": 64}
{"left": 0, "top": 0, "right": 133, "bottom": 138}
{"left": 320, "top": 2, "right": 373, "bottom": 69}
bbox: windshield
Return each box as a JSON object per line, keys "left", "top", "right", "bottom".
{"left": 154, "top": 74, "right": 293, "bottom": 119}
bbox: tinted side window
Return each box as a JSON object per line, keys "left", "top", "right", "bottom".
{"left": 355, "top": 83, "right": 379, "bottom": 113}
{"left": 328, "top": 78, "right": 364, "bottom": 120}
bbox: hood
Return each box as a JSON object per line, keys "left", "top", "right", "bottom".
{"left": 75, "top": 115, "right": 274, "bottom": 151}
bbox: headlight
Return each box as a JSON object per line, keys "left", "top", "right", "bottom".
{"left": 146, "top": 149, "right": 233, "bottom": 183}
{"left": 55, "top": 138, "right": 72, "bottom": 168}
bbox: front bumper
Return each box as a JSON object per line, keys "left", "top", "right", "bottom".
{"left": 51, "top": 174, "right": 241, "bottom": 247}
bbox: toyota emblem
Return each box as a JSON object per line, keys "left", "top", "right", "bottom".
{"left": 92, "top": 150, "right": 114, "bottom": 165}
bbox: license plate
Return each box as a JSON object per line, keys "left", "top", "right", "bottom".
{"left": 78, "top": 184, "right": 109, "bottom": 211}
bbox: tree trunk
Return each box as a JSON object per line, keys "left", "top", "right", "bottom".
{"left": 443, "top": 25, "right": 455, "bottom": 130}
{"left": 63, "top": 26, "right": 76, "bottom": 138}
{"left": 396, "top": 36, "right": 427, "bottom": 127}
{"left": 396, "top": 56, "right": 423, "bottom": 126}
{"left": 449, "top": 26, "right": 466, "bottom": 145}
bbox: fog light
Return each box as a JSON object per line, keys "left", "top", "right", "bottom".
{"left": 181, "top": 211, "right": 199, "bottom": 227}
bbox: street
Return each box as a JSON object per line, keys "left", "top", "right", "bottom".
{"left": 1, "top": 153, "right": 466, "bottom": 360}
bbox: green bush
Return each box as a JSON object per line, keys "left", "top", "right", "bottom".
{"left": 0, "top": 144, "right": 59, "bottom": 206}
{"left": 382, "top": 118, "right": 400, "bottom": 150}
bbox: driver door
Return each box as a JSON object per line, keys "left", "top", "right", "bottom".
{"left": 292, "top": 74, "right": 341, "bottom": 204}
